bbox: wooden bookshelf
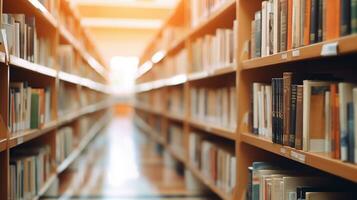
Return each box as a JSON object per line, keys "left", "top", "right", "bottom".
{"left": 135, "top": 0, "right": 357, "bottom": 199}
{"left": 0, "top": 0, "right": 113, "bottom": 199}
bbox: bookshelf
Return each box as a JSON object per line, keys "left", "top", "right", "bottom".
{"left": 135, "top": 0, "right": 357, "bottom": 200}
{"left": 0, "top": 0, "right": 113, "bottom": 199}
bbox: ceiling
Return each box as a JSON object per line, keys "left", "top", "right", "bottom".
{"left": 70, "top": 0, "right": 178, "bottom": 65}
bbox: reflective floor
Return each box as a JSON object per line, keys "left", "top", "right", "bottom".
{"left": 43, "top": 116, "right": 213, "bottom": 200}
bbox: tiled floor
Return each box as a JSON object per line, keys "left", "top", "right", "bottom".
{"left": 42, "top": 116, "right": 214, "bottom": 200}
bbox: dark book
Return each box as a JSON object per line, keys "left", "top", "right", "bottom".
{"left": 289, "top": 84, "right": 298, "bottom": 147}
{"left": 347, "top": 102, "right": 354, "bottom": 162}
{"left": 352, "top": 0, "right": 357, "bottom": 33}
{"left": 280, "top": 0, "right": 288, "bottom": 51}
{"left": 341, "top": 0, "right": 351, "bottom": 36}
{"left": 30, "top": 91, "right": 39, "bottom": 129}
{"left": 247, "top": 166, "right": 253, "bottom": 200}
{"left": 272, "top": 78, "right": 277, "bottom": 143}
{"left": 278, "top": 78, "right": 284, "bottom": 144}
{"left": 310, "top": 0, "right": 319, "bottom": 43}
{"left": 317, "top": 0, "right": 324, "bottom": 42}
{"left": 295, "top": 85, "right": 304, "bottom": 150}
{"left": 255, "top": 11, "right": 262, "bottom": 57}
{"left": 283, "top": 72, "right": 292, "bottom": 146}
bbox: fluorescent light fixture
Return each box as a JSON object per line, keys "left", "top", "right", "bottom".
{"left": 151, "top": 50, "right": 166, "bottom": 63}
{"left": 136, "top": 61, "right": 153, "bottom": 78}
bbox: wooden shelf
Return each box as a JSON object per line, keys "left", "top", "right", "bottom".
{"left": 241, "top": 133, "right": 357, "bottom": 182}
{"left": 59, "top": 26, "right": 107, "bottom": 79}
{"left": 136, "top": 74, "right": 187, "bottom": 93}
{"left": 186, "top": 163, "right": 231, "bottom": 200}
{"left": 0, "top": 138, "right": 7, "bottom": 152}
{"left": 164, "top": 112, "right": 184, "bottom": 122}
{"left": 188, "top": 0, "right": 236, "bottom": 39}
{"left": 27, "top": 0, "right": 58, "bottom": 28}
{"left": 134, "top": 104, "right": 163, "bottom": 116}
{"left": 242, "top": 34, "right": 357, "bottom": 70}
{"left": 188, "top": 64, "right": 236, "bottom": 81}
{"left": 134, "top": 117, "right": 165, "bottom": 145}
{"left": 57, "top": 114, "right": 107, "bottom": 173}
{"left": 32, "top": 173, "right": 57, "bottom": 200}
{"left": 188, "top": 119, "right": 236, "bottom": 141}
{"left": 166, "top": 145, "right": 185, "bottom": 163}
{"left": 10, "top": 56, "right": 57, "bottom": 78}
{"left": 8, "top": 121, "right": 58, "bottom": 148}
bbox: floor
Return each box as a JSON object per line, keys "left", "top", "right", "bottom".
{"left": 42, "top": 116, "right": 215, "bottom": 200}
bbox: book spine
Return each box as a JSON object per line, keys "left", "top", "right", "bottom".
{"left": 310, "top": 0, "right": 318, "bottom": 43}
{"left": 352, "top": 0, "right": 357, "bottom": 33}
{"left": 290, "top": 85, "right": 297, "bottom": 147}
{"left": 341, "top": 0, "right": 351, "bottom": 36}
{"left": 272, "top": 79, "right": 277, "bottom": 143}
{"left": 247, "top": 167, "right": 253, "bottom": 200}
{"left": 353, "top": 89, "right": 357, "bottom": 163}
{"left": 304, "top": 0, "right": 311, "bottom": 45}
{"left": 280, "top": 0, "right": 288, "bottom": 51}
{"left": 255, "top": 11, "right": 262, "bottom": 57}
{"left": 251, "top": 20, "right": 256, "bottom": 59}
{"left": 347, "top": 102, "right": 355, "bottom": 162}
{"left": 295, "top": 85, "right": 304, "bottom": 150}
{"left": 287, "top": 0, "right": 293, "bottom": 49}
{"left": 278, "top": 78, "right": 284, "bottom": 144}
{"left": 283, "top": 72, "right": 292, "bottom": 146}
{"left": 317, "top": 0, "right": 324, "bottom": 42}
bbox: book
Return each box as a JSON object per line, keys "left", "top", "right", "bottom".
{"left": 353, "top": 88, "right": 357, "bottom": 163}
{"left": 341, "top": 0, "right": 351, "bottom": 36}
{"left": 283, "top": 72, "right": 293, "bottom": 146}
{"left": 295, "top": 85, "right": 304, "bottom": 150}
{"left": 289, "top": 84, "right": 298, "bottom": 147}
{"left": 352, "top": 0, "right": 357, "bottom": 33}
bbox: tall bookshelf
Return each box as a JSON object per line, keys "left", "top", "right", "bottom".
{"left": 0, "top": 0, "right": 113, "bottom": 199}
{"left": 134, "top": 0, "right": 357, "bottom": 199}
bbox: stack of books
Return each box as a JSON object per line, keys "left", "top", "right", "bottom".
{"left": 191, "top": 86, "right": 236, "bottom": 130}
{"left": 189, "top": 132, "right": 236, "bottom": 193}
{"left": 9, "top": 82, "right": 51, "bottom": 134}
{"left": 252, "top": 72, "right": 357, "bottom": 163}
{"left": 250, "top": 0, "right": 357, "bottom": 58}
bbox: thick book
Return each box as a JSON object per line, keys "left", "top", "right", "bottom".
{"left": 255, "top": 11, "right": 262, "bottom": 57}
{"left": 304, "top": 0, "right": 312, "bottom": 45}
{"left": 295, "top": 85, "right": 304, "bottom": 150}
{"left": 289, "top": 85, "right": 298, "bottom": 147}
{"left": 310, "top": 0, "right": 319, "bottom": 43}
{"left": 302, "top": 81, "right": 331, "bottom": 152}
{"left": 326, "top": 0, "right": 341, "bottom": 40}
{"left": 338, "top": 83, "right": 355, "bottom": 161}
{"left": 283, "top": 72, "right": 293, "bottom": 146}
{"left": 280, "top": 0, "right": 288, "bottom": 51}
{"left": 278, "top": 78, "right": 284, "bottom": 144}
{"left": 287, "top": 0, "right": 293, "bottom": 49}
{"left": 352, "top": 0, "right": 357, "bottom": 33}
{"left": 30, "top": 90, "right": 39, "bottom": 129}
{"left": 330, "top": 84, "right": 341, "bottom": 159}
{"left": 341, "top": 0, "right": 351, "bottom": 36}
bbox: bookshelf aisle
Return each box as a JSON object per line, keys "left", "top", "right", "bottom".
{"left": 0, "top": 0, "right": 113, "bottom": 199}
{"left": 135, "top": 0, "right": 357, "bottom": 199}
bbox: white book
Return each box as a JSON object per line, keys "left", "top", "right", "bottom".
{"left": 273, "top": 0, "right": 280, "bottom": 54}
{"left": 325, "top": 91, "right": 332, "bottom": 153}
{"left": 338, "top": 83, "right": 356, "bottom": 161}
{"left": 265, "top": 85, "right": 272, "bottom": 139}
{"left": 253, "top": 83, "right": 261, "bottom": 134}
{"left": 229, "top": 87, "right": 237, "bottom": 130}
{"left": 261, "top": 1, "right": 268, "bottom": 57}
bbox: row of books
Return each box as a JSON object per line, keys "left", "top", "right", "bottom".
{"left": 190, "top": 0, "right": 232, "bottom": 27}
{"left": 154, "top": 48, "right": 188, "bottom": 80}
{"left": 161, "top": 26, "right": 185, "bottom": 50}
{"left": 191, "top": 21, "right": 237, "bottom": 73}
{"left": 252, "top": 72, "right": 357, "bottom": 163}
{"left": 246, "top": 161, "right": 356, "bottom": 200}
{"left": 189, "top": 132, "right": 236, "bottom": 194}
{"left": 190, "top": 86, "right": 236, "bottom": 131}
{"left": 57, "top": 45, "right": 76, "bottom": 74}
{"left": 168, "top": 124, "right": 185, "bottom": 158}
{"left": 10, "top": 145, "right": 52, "bottom": 200}
{"left": 250, "top": 0, "right": 357, "bottom": 58}
{"left": 168, "top": 87, "right": 185, "bottom": 117}
{"left": 58, "top": 82, "right": 80, "bottom": 117}
{"left": 56, "top": 126, "right": 74, "bottom": 164}
{"left": 9, "top": 82, "right": 51, "bottom": 134}
{"left": 2, "top": 13, "right": 54, "bottom": 67}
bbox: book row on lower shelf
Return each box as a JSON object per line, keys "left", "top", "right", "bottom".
{"left": 9, "top": 82, "right": 52, "bottom": 134}
{"left": 10, "top": 144, "right": 53, "bottom": 200}
{"left": 168, "top": 124, "right": 185, "bottom": 158}
{"left": 190, "top": 85, "right": 236, "bottom": 130}
{"left": 246, "top": 161, "right": 357, "bottom": 200}
{"left": 250, "top": 0, "right": 357, "bottom": 58}
{"left": 252, "top": 72, "right": 357, "bottom": 163}
{"left": 56, "top": 126, "right": 74, "bottom": 164}
{"left": 188, "top": 131, "right": 236, "bottom": 194}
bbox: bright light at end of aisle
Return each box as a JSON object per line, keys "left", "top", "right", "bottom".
{"left": 109, "top": 56, "right": 139, "bottom": 96}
